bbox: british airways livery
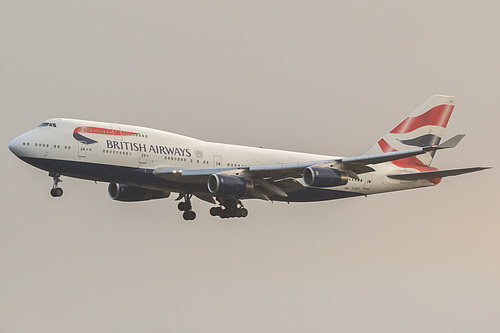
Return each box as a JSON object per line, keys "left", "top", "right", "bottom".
{"left": 9, "top": 95, "right": 490, "bottom": 220}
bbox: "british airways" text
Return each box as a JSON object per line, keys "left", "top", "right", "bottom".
{"left": 106, "top": 140, "right": 191, "bottom": 157}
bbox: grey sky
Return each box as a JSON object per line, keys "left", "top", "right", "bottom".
{"left": 1, "top": 1, "right": 498, "bottom": 332}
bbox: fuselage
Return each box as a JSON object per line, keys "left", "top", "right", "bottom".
{"left": 9, "top": 95, "right": 488, "bottom": 221}
{"left": 9, "top": 118, "right": 435, "bottom": 203}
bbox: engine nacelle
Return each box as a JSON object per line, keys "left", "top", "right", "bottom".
{"left": 108, "top": 183, "right": 170, "bottom": 202}
{"left": 303, "top": 167, "right": 349, "bottom": 187}
{"left": 207, "top": 174, "right": 254, "bottom": 196}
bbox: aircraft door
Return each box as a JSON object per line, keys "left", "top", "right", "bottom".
{"left": 110, "top": 124, "right": 122, "bottom": 140}
{"left": 78, "top": 141, "right": 87, "bottom": 158}
{"left": 42, "top": 144, "right": 50, "bottom": 157}
{"left": 364, "top": 174, "right": 373, "bottom": 190}
{"left": 139, "top": 152, "right": 148, "bottom": 164}
{"left": 214, "top": 155, "right": 222, "bottom": 167}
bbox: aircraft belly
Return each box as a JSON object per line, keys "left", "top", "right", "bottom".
{"left": 271, "top": 187, "right": 364, "bottom": 202}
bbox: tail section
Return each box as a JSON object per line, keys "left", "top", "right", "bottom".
{"left": 363, "top": 95, "right": 456, "bottom": 167}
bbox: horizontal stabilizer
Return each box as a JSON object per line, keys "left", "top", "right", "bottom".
{"left": 433, "top": 134, "right": 465, "bottom": 149}
{"left": 387, "top": 167, "right": 491, "bottom": 181}
{"left": 340, "top": 134, "right": 465, "bottom": 167}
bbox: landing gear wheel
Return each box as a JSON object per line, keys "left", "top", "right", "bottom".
{"left": 212, "top": 199, "right": 249, "bottom": 219}
{"left": 49, "top": 172, "right": 63, "bottom": 198}
{"left": 177, "top": 198, "right": 193, "bottom": 212}
{"left": 183, "top": 210, "right": 196, "bottom": 221}
{"left": 178, "top": 201, "right": 189, "bottom": 211}
{"left": 178, "top": 193, "right": 196, "bottom": 221}
{"left": 210, "top": 207, "right": 222, "bottom": 216}
{"left": 51, "top": 187, "right": 63, "bottom": 197}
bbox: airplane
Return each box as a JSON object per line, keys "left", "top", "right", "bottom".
{"left": 9, "top": 95, "right": 490, "bottom": 220}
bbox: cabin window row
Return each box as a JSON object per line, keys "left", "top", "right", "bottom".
{"left": 38, "top": 122, "right": 57, "bottom": 127}
{"left": 227, "top": 163, "right": 247, "bottom": 168}
{"left": 164, "top": 156, "right": 189, "bottom": 162}
{"left": 102, "top": 149, "right": 132, "bottom": 156}
{"left": 24, "top": 142, "right": 71, "bottom": 149}
{"left": 162, "top": 156, "right": 211, "bottom": 165}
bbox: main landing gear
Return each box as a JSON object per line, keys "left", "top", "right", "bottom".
{"left": 178, "top": 194, "right": 196, "bottom": 221}
{"left": 176, "top": 195, "right": 249, "bottom": 220}
{"left": 210, "top": 199, "right": 248, "bottom": 219}
{"left": 49, "top": 172, "right": 63, "bottom": 197}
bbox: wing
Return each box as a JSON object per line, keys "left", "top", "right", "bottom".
{"left": 152, "top": 135, "right": 469, "bottom": 200}
{"left": 387, "top": 167, "right": 491, "bottom": 181}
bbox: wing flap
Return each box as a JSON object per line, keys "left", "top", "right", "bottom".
{"left": 255, "top": 179, "right": 289, "bottom": 198}
{"left": 272, "top": 178, "right": 305, "bottom": 193}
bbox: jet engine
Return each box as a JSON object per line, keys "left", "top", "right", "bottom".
{"left": 207, "top": 174, "right": 254, "bottom": 196}
{"left": 108, "top": 183, "right": 170, "bottom": 202}
{"left": 303, "top": 167, "right": 349, "bottom": 187}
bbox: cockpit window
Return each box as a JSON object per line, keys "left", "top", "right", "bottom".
{"left": 38, "top": 122, "right": 57, "bottom": 128}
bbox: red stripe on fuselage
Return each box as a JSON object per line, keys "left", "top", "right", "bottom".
{"left": 390, "top": 104, "right": 454, "bottom": 134}
{"left": 73, "top": 126, "right": 139, "bottom": 137}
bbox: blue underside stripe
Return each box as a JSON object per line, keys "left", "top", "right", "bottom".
{"left": 19, "top": 157, "right": 363, "bottom": 202}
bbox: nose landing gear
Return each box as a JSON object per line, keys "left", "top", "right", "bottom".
{"left": 49, "top": 172, "right": 63, "bottom": 197}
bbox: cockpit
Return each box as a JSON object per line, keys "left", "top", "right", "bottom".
{"left": 38, "top": 122, "right": 57, "bottom": 128}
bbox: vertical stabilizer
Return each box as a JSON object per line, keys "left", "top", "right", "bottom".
{"left": 362, "top": 95, "right": 456, "bottom": 167}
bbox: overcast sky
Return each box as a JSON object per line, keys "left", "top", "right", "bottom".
{"left": 1, "top": 1, "right": 499, "bottom": 332}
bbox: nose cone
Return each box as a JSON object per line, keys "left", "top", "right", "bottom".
{"left": 9, "top": 135, "right": 23, "bottom": 157}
